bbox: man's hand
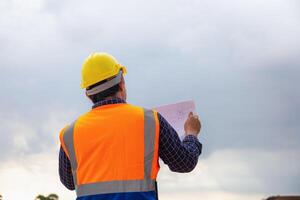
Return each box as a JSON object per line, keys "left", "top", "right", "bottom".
{"left": 184, "top": 112, "right": 201, "bottom": 137}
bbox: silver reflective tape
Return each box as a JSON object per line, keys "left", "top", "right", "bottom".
{"left": 86, "top": 71, "right": 122, "bottom": 96}
{"left": 76, "top": 179, "right": 156, "bottom": 197}
{"left": 143, "top": 109, "right": 156, "bottom": 179}
{"left": 63, "top": 121, "right": 78, "bottom": 186}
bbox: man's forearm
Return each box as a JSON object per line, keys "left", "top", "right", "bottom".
{"left": 158, "top": 113, "right": 202, "bottom": 173}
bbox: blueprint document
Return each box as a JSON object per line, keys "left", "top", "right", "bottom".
{"left": 154, "top": 100, "right": 196, "bottom": 138}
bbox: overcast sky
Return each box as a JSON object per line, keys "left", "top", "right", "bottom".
{"left": 0, "top": 0, "right": 300, "bottom": 199}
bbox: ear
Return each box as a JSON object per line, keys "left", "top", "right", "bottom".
{"left": 119, "top": 76, "right": 125, "bottom": 92}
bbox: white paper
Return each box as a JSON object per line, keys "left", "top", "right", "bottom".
{"left": 154, "top": 100, "right": 196, "bottom": 138}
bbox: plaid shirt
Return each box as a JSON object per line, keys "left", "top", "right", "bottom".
{"left": 59, "top": 98, "right": 202, "bottom": 190}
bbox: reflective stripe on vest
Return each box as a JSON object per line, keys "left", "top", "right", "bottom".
{"left": 62, "top": 108, "right": 157, "bottom": 197}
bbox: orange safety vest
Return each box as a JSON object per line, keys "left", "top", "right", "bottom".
{"left": 60, "top": 103, "right": 160, "bottom": 200}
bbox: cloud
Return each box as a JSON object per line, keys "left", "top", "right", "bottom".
{"left": 0, "top": 0, "right": 299, "bottom": 197}
{"left": 0, "top": 108, "right": 77, "bottom": 161}
{"left": 1, "top": 0, "right": 300, "bottom": 70}
{"left": 159, "top": 192, "right": 263, "bottom": 200}
{"left": 1, "top": 148, "right": 298, "bottom": 199}
{"left": 0, "top": 152, "right": 75, "bottom": 200}
{"left": 158, "top": 148, "right": 300, "bottom": 194}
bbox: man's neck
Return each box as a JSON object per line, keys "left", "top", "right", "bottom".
{"left": 104, "top": 96, "right": 123, "bottom": 101}
{"left": 104, "top": 92, "right": 125, "bottom": 101}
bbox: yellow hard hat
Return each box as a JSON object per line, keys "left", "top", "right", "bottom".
{"left": 81, "top": 52, "right": 127, "bottom": 89}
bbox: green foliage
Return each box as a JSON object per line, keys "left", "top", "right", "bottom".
{"left": 48, "top": 194, "right": 59, "bottom": 200}
{"left": 35, "top": 195, "right": 46, "bottom": 200}
{"left": 35, "top": 194, "right": 59, "bottom": 200}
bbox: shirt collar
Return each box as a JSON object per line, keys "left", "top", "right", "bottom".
{"left": 92, "top": 97, "right": 126, "bottom": 109}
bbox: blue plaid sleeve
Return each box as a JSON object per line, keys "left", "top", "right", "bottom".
{"left": 158, "top": 113, "right": 202, "bottom": 172}
{"left": 59, "top": 147, "right": 75, "bottom": 190}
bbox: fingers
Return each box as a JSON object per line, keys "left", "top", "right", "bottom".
{"left": 189, "top": 112, "right": 199, "bottom": 119}
{"left": 184, "top": 112, "right": 201, "bottom": 135}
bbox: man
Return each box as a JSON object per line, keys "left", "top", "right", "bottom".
{"left": 59, "top": 52, "right": 202, "bottom": 200}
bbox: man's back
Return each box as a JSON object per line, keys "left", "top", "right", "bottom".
{"left": 60, "top": 101, "right": 160, "bottom": 200}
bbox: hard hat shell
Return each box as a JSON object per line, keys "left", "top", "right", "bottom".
{"left": 81, "top": 52, "right": 127, "bottom": 89}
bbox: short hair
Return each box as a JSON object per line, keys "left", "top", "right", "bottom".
{"left": 87, "top": 78, "right": 120, "bottom": 104}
